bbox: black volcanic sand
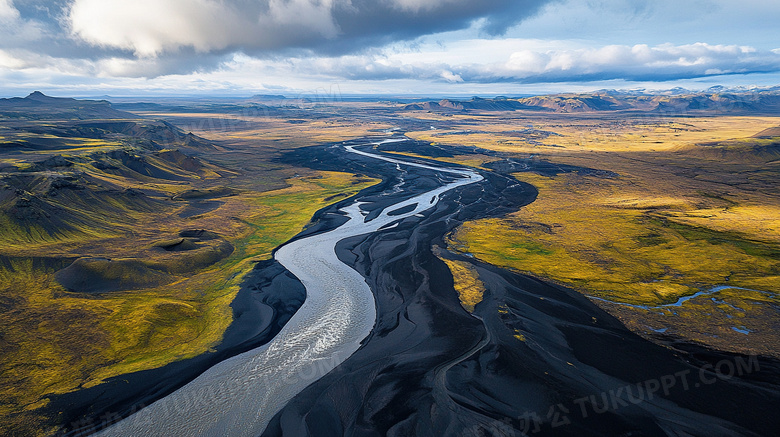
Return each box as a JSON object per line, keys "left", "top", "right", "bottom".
{"left": 264, "top": 138, "right": 780, "bottom": 437}
{"left": 50, "top": 137, "right": 780, "bottom": 436}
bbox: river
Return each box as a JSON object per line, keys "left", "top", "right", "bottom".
{"left": 94, "top": 140, "right": 483, "bottom": 436}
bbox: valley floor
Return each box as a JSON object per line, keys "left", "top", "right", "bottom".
{"left": 2, "top": 93, "right": 779, "bottom": 435}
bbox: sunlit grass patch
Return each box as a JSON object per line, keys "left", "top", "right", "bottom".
{"left": 435, "top": 252, "right": 485, "bottom": 313}
{"left": 407, "top": 116, "right": 780, "bottom": 155}
{"left": 660, "top": 204, "right": 780, "bottom": 244}
{"left": 136, "top": 111, "right": 394, "bottom": 147}
{"left": 451, "top": 172, "right": 780, "bottom": 306}
{"left": 237, "top": 171, "right": 380, "bottom": 259}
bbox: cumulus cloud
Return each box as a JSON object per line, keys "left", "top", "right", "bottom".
{"left": 440, "top": 70, "right": 464, "bottom": 83}
{"left": 0, "top": 49, "right": 27, "bottom": 69}
{"left": 389, "top": 0, "right": 462, "bottom": 13}
{"left": 482, "top": 43, "right": 780, "bottom": 82}
{"left": 68, "top": 0, "right": 247, "bottom": 56}
{"left": 0, "top": 0, "right": 20, "bottom": 21}
{"left": 270, "top": 41, "right": 780, "bottom": 84}
{"left": 65, "top": 0, "right": 548, "bottom": 58}
{"left": 67, "top": 0, "right": 358, "bottom": 57}
{"left": 0, "top": 0, "right": 47, "bottom": 47}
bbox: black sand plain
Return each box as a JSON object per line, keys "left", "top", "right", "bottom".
{"left": 53, "top": 138, "right": 780, "bottom": 436}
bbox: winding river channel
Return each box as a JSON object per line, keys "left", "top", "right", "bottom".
{"left": 95, "top": 140, "right": 483, "bottom": 436}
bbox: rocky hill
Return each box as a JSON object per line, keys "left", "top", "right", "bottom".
{"left": 0, "top": 91, "right": 137, "bottom": 120}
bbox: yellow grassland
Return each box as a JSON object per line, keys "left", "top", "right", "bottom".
{"left": 407, "top": 115, "right": 780, "bottom": 154}
{"left": 135, "top": 109, "right": 394, "bottom": 147}
{"left": 436, "top": 253, "right": 485, "bottom": 312}
{"left": 451, "top": 172, "right": 779, "bottom": 306}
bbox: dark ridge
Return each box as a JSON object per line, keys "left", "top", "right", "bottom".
{"left": 172, "top": 186, "right": 237, "bottom": 200}
{"left": 54, "top": 257, "right": 173, "bottom": 294}
{"left": 0, "top": 92, "right": 135, "bottom": 120}
{"left": 26, "top": 91, "right": 67, "bottom": 102}
{"left": 0, "top": 255, "right": 78, "bottom": 274}
{"left": 752, "top": 126, "right": 780, "bottom": 138}
{"left": 178, "top": 229, "right": 221, "bottom": 240}
{"left": 152, "top": 238, "right": 200, "bottom": 252}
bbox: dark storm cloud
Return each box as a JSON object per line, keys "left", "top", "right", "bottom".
{"left": 321, "top": 0, "right": 552, "bottom": 53}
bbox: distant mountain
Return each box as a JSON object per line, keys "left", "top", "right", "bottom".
{"left": 250, "top": 94, "right": 287, "bottom": 100}
{"left": 0, "top": 91, "right": 135, "bottom": 120}
{"left": 404, "top": 89, "right": 780, "bottom": 115}
{"left": 404, "top": 97, "right": 540, "bottom": 112}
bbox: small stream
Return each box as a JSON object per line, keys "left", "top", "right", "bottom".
{"left": 589, "top": 285, "right": 777, "bottom": 335}
{"left": 588, "top": 285, "right": 774, "bottom": 311}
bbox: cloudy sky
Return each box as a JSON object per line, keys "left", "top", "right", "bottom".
{"left": 1, "top": 0, "right": 778, "bottom": 97}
